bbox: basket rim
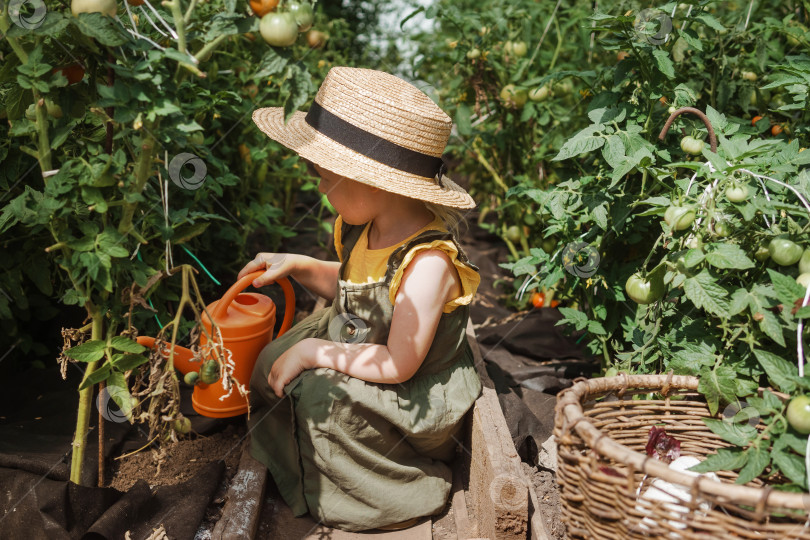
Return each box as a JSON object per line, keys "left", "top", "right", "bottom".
{"left": 555, "top": 373, "right": 810, "bottom": 514}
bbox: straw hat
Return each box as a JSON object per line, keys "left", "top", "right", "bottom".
{"left": 252, "top": 67, "right": 475, "bottom": 209}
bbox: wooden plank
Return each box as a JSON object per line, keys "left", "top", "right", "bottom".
{"left": 211, "top": 440, "right": 267, "bottom": 540}
{"left": 451, "top": 456, "right": 472, "bottom": 539}
{"left": 526, "top": 470, "right": 551, "bottom": 540}
{"left": 465, "top": 319, "right": 529, "bottom": 540}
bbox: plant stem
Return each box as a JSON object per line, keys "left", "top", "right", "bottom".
{"left": 70, "top": 310, "right": 103, "bottom": 485}
{"left": 118, "top": 122, "right": 160, "bottom": 237}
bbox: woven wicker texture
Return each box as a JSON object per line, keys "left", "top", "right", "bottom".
{"left": 554, "top": 374, "right": 810, "bottom": 539}
{"left": 252, "top": 67, "right": 475, "bottom": 209}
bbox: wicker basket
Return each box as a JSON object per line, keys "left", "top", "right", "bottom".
{"left": 554, "top": 373, "right": 810, "bottom": 539}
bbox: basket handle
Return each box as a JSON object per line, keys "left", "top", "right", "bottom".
{"left": 658, "top": 106, "right": 718, "bottom": 153}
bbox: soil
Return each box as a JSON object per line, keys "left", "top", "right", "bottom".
{"left": 522, "top": 462, "right": 567, "bottom": 540}
{"left": 109, "top": 423, "right": 246, "bottom": 539}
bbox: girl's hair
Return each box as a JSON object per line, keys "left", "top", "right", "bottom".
{"left": 424, "top": 202, "right": 469, "bottom": 238}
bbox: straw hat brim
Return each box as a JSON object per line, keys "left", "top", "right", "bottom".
{"left": 252, "top": 107, "right": 476, "bottom": 209}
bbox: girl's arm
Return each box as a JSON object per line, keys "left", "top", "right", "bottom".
{"left": 266, "top": 249, "right": 461, "bottom": 396}
{"left": 238, "top": 254, "right": 341, "bottom": 301}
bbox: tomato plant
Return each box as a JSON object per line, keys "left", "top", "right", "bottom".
{"left": 0, "top": 0, "right": 373, "bottom": 487}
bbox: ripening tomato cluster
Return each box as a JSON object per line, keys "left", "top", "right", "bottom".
{"left": 249, "top": 0, "right": 323, "bottom": 49}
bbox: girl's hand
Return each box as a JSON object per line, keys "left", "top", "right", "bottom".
{"left": 238, "top": 253, "right": 298, "bottom": 288}
{"left": 268, "top": 339, "right": 314, "bottom": 398}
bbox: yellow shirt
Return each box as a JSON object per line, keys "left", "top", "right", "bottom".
{"left": 334, "top": 216, "right": 480, "bottom": 313}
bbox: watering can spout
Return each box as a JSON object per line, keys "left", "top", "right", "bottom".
{"left": 136, "top": 336, "right": 197, "bottom": 375}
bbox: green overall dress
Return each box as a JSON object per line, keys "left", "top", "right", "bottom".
{"left": 247, "top": 221, "right": 482, "bottom": 531}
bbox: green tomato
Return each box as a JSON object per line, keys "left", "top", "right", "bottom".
{"left": 528, "top": 85, "right": 551, "bottom": 102}
{"left": 173, "top": 416, "right": 192, "bottom": 434}
{"left": 714, "top": 220, "right": 732, "bottom": 237}
{"left": 740, "top": 70, "right": 758, "bottom": 82}
{"left": 200, "top": 359, "right": 220, "bottom": 384}
{"left": 505, "top": 225, "right": 521, "bottom": 244}
{"left": 260, "top": 12, "right": 299, "bottom": 47}
{"left": 184, "top": 371, "right": 199, "bottom": 385}
{"left": 288, "top": 2, "right": 314, "bottom": 32}
{"left": 754, "top": 246, "right": 770, "bottom": 262}
{"left": 725, "top": 183, "right": 749, "bottom": 203}
{"left": 799, "top": 249, "right": 810, "bottom": 274}
{"left": 45, "top": 99, "right": 63, "bottom": 119}
{"left": 768, "top": 238, "right": 803, "bottom": 266}
{"left": 786, "top": 395, "right": 810, "bottom": 434}
{"left": 499, "top": 85, "right": 528, "bottom": 108}
{"left": 189, "top": 132, "right": 205, "bottom": 146}
{"left": 664, "top": 205, "right": 696, "bottom": 231}
{"left": 466, "top": 48, "right": 481, "bottom": 60}
{"left": 797, "top": 273, "right": 810, "bottom": 289}
{"left": 625, "top": 270, "right": 665, "bottom": 305}
{"left": 71, "top": 0, "right": 117, "bottom": 17}
{"left": 680, "top": 136, "right": 705, "bottom": 155}
{"left": 541, "top": 237, "right": 557, "bottom": 254}
{"left": 504, "top": 40, "right": 528, "bottom": 57}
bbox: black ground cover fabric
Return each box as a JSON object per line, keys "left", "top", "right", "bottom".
{"left": 0, "top": 362, "right": 226, "bottom": 539}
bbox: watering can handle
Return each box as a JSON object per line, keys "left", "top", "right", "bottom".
{"left": 211, "top": 271, "right": 296, "bottom": 338}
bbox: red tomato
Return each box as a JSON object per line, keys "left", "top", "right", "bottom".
{"left": 250, "top": 0, "right": 279, "bottom": 17}
{"left": 550, "top": 300, "right": 560, "bottom": 308}
{"left": 531, "top": 292, "right": 545, "bottom": 308}
{"left": 771, "top": 124, "right": 784, "bottom": 136}
{"left": 53, "top": 63, "right": 85, "bottom": 85}
{"left": 751, "top": 115, "right": 766, "bottom": 126}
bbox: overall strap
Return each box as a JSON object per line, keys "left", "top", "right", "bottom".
{"left": 338, "top": 221, "right": 368, "bottom": 279}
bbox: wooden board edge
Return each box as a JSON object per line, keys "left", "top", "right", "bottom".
{"left": 211, "top": 438, "right": 268, "bottom": 540}
{"left": 464, "top": 320, "right": 530, "bottom": 540}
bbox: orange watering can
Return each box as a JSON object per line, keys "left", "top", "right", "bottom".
{"left": 137, "top": 271, "right": 295, "bottom": 418}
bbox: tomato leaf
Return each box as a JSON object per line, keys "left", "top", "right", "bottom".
{"left": 64, "top": 340, "right": 106, "bottom": 363}
{"left": 111, "top": 353, "right": 149, "bottom": 371}
{"left": 753, "top": 349, "right": 797, "bottom": 394}
{"left": 704, "top": 243, "right": 755, "bottom": 270}
{"left": 736, "top": 447, "right": 770, "bottom": 484}
{"left": 652, "top": 49, "right": 675, "bottom": 79}
{"left": 698, "top": 364, "right": 737, "bottom": 415}
{"left": 688, "top": 447, "right": 748, "bottom": 473}
{"left": 553, "top": 124, "right": 605, "bottom": 161}
{"left": 557, "top": 307, "right": 589, "bottom": 331}
{"left": 683, "top": 269, "right": 729, "bottom": 316}
{"left": 79, "top": 362, "right": 112, "bottom": 390}
{"left": 703, "top": 418, "right": 756, "bottom": 447}
{"left": 771, "top": 448, "right": 808, "bottom": 489}
{"left": 768, "top": 269, "right": 805, "bottom": 307}
{"left": 110, "top": 336, "right": 146, "bottom": 354}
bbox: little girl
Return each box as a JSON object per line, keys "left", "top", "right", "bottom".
{"left": 238, "top": 67, "right": 482, "bottom": 532}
